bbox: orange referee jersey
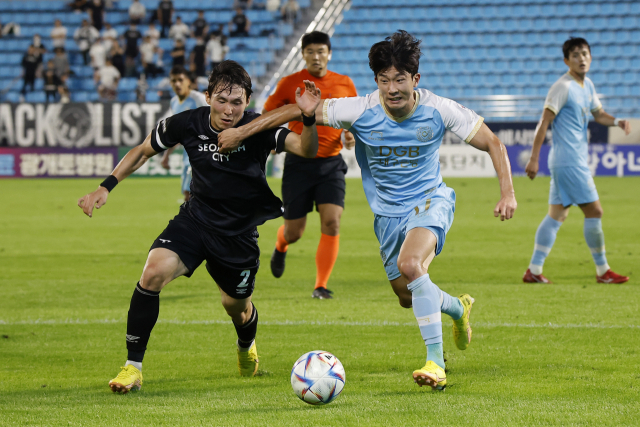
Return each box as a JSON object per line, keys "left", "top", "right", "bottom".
{"left": 263, "top": 68, "right": 357, "bottom": 158}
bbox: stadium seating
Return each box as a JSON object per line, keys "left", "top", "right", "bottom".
{"left": 0, "top": 0, "right": 296, "bottom": 102}
{"left": 330, "top": 0, "right": 640, "bottom": 118}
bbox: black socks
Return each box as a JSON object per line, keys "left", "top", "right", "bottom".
{"left": 126, "top": 282, "right": 160, "bottom": 362}
{"left": 234, "top": 302, "right": 258, "bottom": 349}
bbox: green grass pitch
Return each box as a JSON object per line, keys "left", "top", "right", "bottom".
{"left": 1, "top": 176, "right": 639, "bottom": 426}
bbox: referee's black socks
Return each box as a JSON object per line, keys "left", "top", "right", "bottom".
{"left": 234, "top": 302, "right": 258, "bottom": 350}
{"left": 126, "top": 282, "right": 160, "bottom": 362}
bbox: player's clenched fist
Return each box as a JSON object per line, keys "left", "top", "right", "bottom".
{"left": 494, "top": 194, "right": 517, "bottom": 221}
{"left": 77, "top": 187, "right": 109, "bottom": 217}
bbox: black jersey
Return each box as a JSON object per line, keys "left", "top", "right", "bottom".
{"left": 151, "top": 107, "right": 292, "bottom": 236}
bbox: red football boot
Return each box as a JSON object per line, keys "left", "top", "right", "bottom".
{"left": 523, "top": 268, "right": 552, "bottom": 284}
{"left": 596, "top": 269, "right": 629, "bottom": 284}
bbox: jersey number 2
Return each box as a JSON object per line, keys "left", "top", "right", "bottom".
{"left": 238, "top": 270, "right": 251, "bottom": 288}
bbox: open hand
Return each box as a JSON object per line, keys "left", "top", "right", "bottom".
{"left": 77, "top": 187, "right": 109, "bottom": 218}
{"left": 295, "top": 80, "right": 322, "bottom": 118}
{"left": 494, "top": 194, "right": 517, "bottom": 221}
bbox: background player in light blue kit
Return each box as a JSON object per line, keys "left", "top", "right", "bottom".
{"left": 217, "top": 31, "right": 517, "bottom": 390}
{"left": 161, "top": 65, "right": 209, "bottom": 202}
{"left": 524, "top": 37, "right": 631, "bottom": 285}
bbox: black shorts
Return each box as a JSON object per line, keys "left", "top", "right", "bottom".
{"left": 281, "top": 153, "right": 348, "bottom": 220}
{"left": 149, "top": 206, "right": 260, "bottom": 299}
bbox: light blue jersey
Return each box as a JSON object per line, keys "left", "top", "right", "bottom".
{"left": 169, "top": 90, "right": 208, "bottom": 193}
{"left": 323, "top": 88, "right": 483, "bottom": 217}
{"left": 544, "top": 73, "right": 602, "bottom": 169}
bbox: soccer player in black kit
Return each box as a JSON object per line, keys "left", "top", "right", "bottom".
{"left": 77, "top": 61, "right": 322, "bottom": 393}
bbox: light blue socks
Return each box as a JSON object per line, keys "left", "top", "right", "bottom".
{"left": 440, "top": 291, "right": 463, "bottom": 320}
{"left": 529, "top": 215, "right": 562, "bottom": 274}
{"left": 408, "top": 274, "right": 454, "bottom": 369}
{"left": 584, "top": 218, "right": 610, "bottom": 276}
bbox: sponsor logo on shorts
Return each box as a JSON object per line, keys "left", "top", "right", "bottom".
{"left": 126, "top": 334, "right": 140, "bottom": 343}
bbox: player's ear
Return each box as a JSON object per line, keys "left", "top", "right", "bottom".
{"left": 205, "top": 91, "right": 212, "bottom": 104}
{"left": 563, "top": 57, "right": 570, "bottom": 67}
{"left": 413, "top": 73, "right": 420, "bottom": 87}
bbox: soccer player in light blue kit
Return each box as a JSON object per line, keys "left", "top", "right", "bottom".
{"left": 524, "top": 37, "right": 631, "bottom": 284}
{"left": 161, "top": 65, "right": 209, "bottom": 202}
{"left": 217, "top": 31, "right": 518, "bottom": 390}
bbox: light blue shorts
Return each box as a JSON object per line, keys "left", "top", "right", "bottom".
{"left": 549, "top": 166, "right": 599, "bottom": 207}
{"left": 181, "top": 159, "right": 192, "bottom": 194}
{"left": 373, "top": 183, "right": 456, "bottom": 281}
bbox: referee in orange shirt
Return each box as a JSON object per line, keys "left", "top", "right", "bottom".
{"left": 263, "top": 31, "right": 357, "bottom": 299}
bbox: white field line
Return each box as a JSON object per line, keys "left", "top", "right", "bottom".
{"left": 0, "top": 318, "right": 638, "bottom": 329}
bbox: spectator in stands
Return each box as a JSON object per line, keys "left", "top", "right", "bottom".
{"left": 50, "top": 20, "right": 68, "bottom": 49}
{"left": 89, "top": 36, "right": 107, "bottom": 69}
{"left": 146, "top": 23, "right": 161, "bottom": 46}
{"left": 209, "top": 23, "right": 224, "bottom": 39}
{"left": 102, "top": 22, "right": 118, "bottom": 51}
{"left": 58, "top": 74, "right": 70, "bottom": 103}
{"left": 43, "top": 60, "right": 62, "bottom": 103}
{"left": 1, "top": 21, "right": 21, "bottom": 37}
{"left": 229, "top": 8, "right": 250, "bottom": 37}
{"left": 95, "top": 57, "right": 120, "bottom": 100}
{"left": 169, "top": 16, "right": 190, "bottom": 42}
{"left": 88, "top": 0, "right": 106, "bottom": 31}
{"left": 136, "top": 73, "right": 148, "bottom": 102}
{"left": 69, "top": 0, "right": 88, "bottom": 12}
{"left": 190, "top": 36, "right": 206, "bottom": 77}
{"left": 140, "top": 35, "right": 163, "bottom": 78}
{"left": 233, "top": 0, "right": 253, "bottom": 10}
{"left": 30, "top": 34, "right": 47, "bottom": 68}
{"left": 21, "top": 45, "right": 39, "bottom": 97}
{"left": 129, "top": 0, "right": 146, "bottom": 25}
{"left": 52, "top": 47, "right": 71, "bottom": 78}
{"left": 157, "top": 0, "right": 173, "bottom": 38}
{"left": 192, "top": 10, "right": 209, "bottom": 39}
{"left": 74, "top": 20, "right": 100, "bottom": 65}
{"left": 206, "top": 32, "right": 228, "bottom": 71}
{"left": 123, "top": 23, "right": 142, "bottom": 76}
{"left": 266, "top": 0, "right": 281, "bottom": 12}
{"left": 108, "top": 40, "right": 125, "bottom": 75}
{"left": 280, "top": 0, "right": 300, "bottom": 23}
{"left": 170, "top": 38, "right": 186, "bottom": 67}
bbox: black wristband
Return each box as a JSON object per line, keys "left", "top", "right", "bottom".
{"left": 100, "top": 175, "right": 119, "bottom": 192}
{"left": 301, "top": 113, "right": 315, "bottom": 127}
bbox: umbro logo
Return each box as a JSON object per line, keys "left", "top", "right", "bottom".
{"left": 126, "top": 334, "right": 140, "bottom": 343}
{"left": 159, "top": 239, "right": 171, "bottom": 243}
{"left": 369, "top": 131, "right": 384, "bottom": 141}
{"left": 198, "top": 135, "right": 209, "bottom": 140}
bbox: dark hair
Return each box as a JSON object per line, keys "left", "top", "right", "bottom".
{"left": 368, "top": 30, "right": 422, "bottom": 77}
{"left": 170, "top": 65, "right": 190, "bottom": 80}
{"left": 207, "top": 60, "right": 253, "bottom": 101}
{"left": 301, "top": 31, "right": 331, "bottom": 51}
{"left": 562, "top": 37, "right": 590, "bottom": 59}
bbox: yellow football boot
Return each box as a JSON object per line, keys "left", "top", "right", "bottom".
{"left": 452, "top": 294, "right": 475, "bottom": 350}
{"left": 413, "top": 361, "right": 446, "bottom": 390}
{"left": 237, "top": 342, "right": 259, "bottom": 377}
{"left": 108, "top": 365, "right": 143, "bottom": 393}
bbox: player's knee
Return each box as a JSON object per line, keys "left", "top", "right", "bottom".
{"left": 140, "top": 263, "right": 171, "bottom": 291}
{"left": 321, "top": 217, "right": 340, "bottom": 235}
{"left": 397, "top": 257, "right": 424, "bottom": 283}
{"left": 284, "top": 227, "right": 304, "bottom": 243}
{"left": 591, "top": 206, "right": 603, "bottom": 218}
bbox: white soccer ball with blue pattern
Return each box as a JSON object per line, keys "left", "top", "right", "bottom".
{"left": 291, "top": 350, "right": 345, "bottom": 405}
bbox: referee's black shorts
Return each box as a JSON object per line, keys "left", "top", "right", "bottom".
{"left": 149, "top": 205, "right": 260, "bottom": 299}
{"left": 281, "top": 153, "right": 348, "bottom": 220}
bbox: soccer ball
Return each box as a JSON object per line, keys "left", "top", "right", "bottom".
{"left": 290, "top": 350, "right": 345, "bottom": 405}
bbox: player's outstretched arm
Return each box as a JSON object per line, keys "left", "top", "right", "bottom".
{"left": 468, "top": 123, "right": 517, "bottom": 221}
{"left": 592, "top": 108, "right": 631, "bottom": 135}
{"left": 526, "top": 108, "right": 555, "bottom": 180}
{"left": 218, "top": 81, "right": 326, "bottom": 153}
{"left": 281, "top": 80, "right": 322, "bottom": 158}
{"left": 77, "top": 133, "right": 158, "bottom": 218}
